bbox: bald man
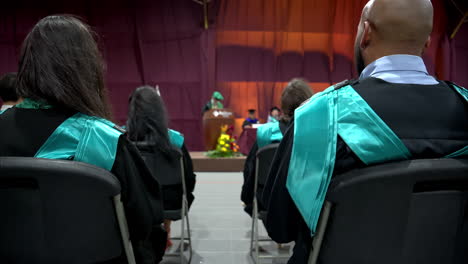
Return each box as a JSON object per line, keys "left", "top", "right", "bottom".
{"left": 261, "top": 0, "right": 468, "bottom": 263}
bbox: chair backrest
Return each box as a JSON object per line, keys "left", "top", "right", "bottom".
{"left": 0, "top": 157, "right": 128, "bottom": 264}
{"left": 134, "top": 142, "right": 183, "bottom": 186}
{"left": 255, "top": 143, "right": 279, "bottom": 186}
{"left": 311, "top": 158, "right": 468, "bottom": 264}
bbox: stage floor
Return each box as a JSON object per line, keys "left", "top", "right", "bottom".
{"left": 190, "top": 152, "right": 246, "bottom": 172}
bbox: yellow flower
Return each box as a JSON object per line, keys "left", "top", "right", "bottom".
{"left": 221, "top": 147, "right": 228, "bottom": 152}
{"left": 220, "top": 140, "right": 225, "bottom": 145}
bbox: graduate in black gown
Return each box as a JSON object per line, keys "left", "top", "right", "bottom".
{"left": 0, "top": 16, "right": 166, "bottom": 264}
{"left": 241, "top": 79, "right": 313, "bottom": 216}
{"left": 127, "top": 86, "right": 196, "bottom": 248}
{"left": 262, "top": 1, "right": 468, "bottom": 263}
{"left": 0, "top": 73, "right": 21, "bottom": 113}
{"left": 242, "top": 109, "right": 260, "bottom": 129}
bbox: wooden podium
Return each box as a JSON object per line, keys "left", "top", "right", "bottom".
{"left": 203, "top": 109, "right": 235, "bottom": 151}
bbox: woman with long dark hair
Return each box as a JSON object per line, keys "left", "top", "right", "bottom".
{"left": 0, "top": 15, "right": 166, "bottom": 263}
{"left": 127, "top": 86, "right": 177, "bottom": 159}
{"left": 127, "top": 86, "right": 196, "bottom": 248}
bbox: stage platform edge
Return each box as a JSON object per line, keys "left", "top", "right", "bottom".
{"left": 190, "top": 152, "right": 246, "bottom": 172}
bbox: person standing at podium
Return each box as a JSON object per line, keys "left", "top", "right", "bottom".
{"left": 202, "top": 91, "right": 224, "bottom": 114}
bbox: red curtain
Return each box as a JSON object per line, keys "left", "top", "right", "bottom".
{"left": 0, "top": 0, "right": 467, "bottom": 150}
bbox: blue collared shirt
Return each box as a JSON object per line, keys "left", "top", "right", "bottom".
{"left": 359, "top": 54, "right": 439, "bottom": 85}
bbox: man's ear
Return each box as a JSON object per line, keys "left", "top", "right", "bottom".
{"left": 360, "top": 21, "right": 372, "bottom": 49}
{"left": 422, "top": 36, "right": 431, "bottom": 55}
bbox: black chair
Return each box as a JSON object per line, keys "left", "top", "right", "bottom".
{"left": 134, "top": 142, "right": 192, "bottom": 264}
{"left": 308, "top": 158, "right": 468, "bottom": 264}
{"left": 250, "top": 143, "right": 289, "bottom": 263}
{"left": 0, "top": 157, "right": 136, "bottom": 264}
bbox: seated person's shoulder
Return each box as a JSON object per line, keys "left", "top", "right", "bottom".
{"left": 333, "top": 79, "right": 359, "bottom": 90}
{"left": 298, "top": 79, "right": 359, "bottom": 109}
{"left": 88, "top": 116, "right": 125, "bottom": 136}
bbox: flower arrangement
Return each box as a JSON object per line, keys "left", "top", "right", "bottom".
{"left": 206, "top": 124, "right": 241, "bottom": 158}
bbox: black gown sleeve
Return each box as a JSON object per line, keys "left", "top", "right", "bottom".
{"left": 202, "top": 102, "right": 211, "bottom": 115}
{"left": 261, "top": 119, "right": 304, "bottom": 243}
{"left": 240, "top": 141, "right": 259, "bottom": 216}
{"left": 181, "top": 143, "right": 196, "bottom": 207}
{"left": 242, "top": 120, "right": 252, "bottom": 128}
{"left": 261, "top": 120, "right": 313, "bottom": 263}
{"left": 111, "top": 136, "right": 166, "bottom": 264}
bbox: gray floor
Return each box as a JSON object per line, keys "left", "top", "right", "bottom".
{"left": 161, "top": 172, "right": 291, "bottom": 264}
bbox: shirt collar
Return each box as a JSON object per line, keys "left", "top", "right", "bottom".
{"left": 1, "top": 104, "right": 13, "bottom": 111}
{"left": 360, "top": 54, "right": 430, "bottom": 80}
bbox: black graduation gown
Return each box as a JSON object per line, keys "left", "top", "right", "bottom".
{"left": 241, "top": 120, "right": 289, "bottom": 216}
{"left": 159, "top": 143, "right": 196, "bottom": 210}
{"left": 0, "top": 107, "right": 167, "bottom": 264}
{"left": 262, "top": 78, "right": 468, "bottom": 264}
{"left": 242, "top": 118, "right": 260, "bottom": 128}
{"left": 202, "top": 101, "right": 212, "bottom": 115}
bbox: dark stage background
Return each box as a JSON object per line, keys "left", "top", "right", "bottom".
{"left": 1, "top": 0, "right": 467, "bottom": 150}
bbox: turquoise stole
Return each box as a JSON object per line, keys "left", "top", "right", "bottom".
{"left": 257, "top": 122, "right": 283, "bottom": 149}
{"left": 168, "top": 129, "right": 185, "bottom": 149}
{"left": 15, "top": 99, "right": 122, "bottom": 171}
{"left": 287, "top": 83, "right": 468, "bottom": 235}
{"left": 34, "top": 113, "right": 122, "bottom": 171}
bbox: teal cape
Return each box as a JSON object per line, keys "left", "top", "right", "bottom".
{"left": 257, "top": 122, "right": 283, "bottom": 149}
{"left": 168, "top": 129, "right": 185, "bottom": 149}
{"left": 13, "top": 99, "right": 122, "bottom": 171}
{"left": 287, "top": 82, "right": 468, "bottom": 235}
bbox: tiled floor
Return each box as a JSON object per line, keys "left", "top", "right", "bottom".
{"left": 161, "top": 172, "right": 291, "bottom": 264}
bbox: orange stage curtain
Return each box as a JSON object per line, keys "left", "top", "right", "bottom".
{"left": 214, "top": 0, "right": 454, "bottom": 121}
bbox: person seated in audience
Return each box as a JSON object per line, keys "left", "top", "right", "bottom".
{"left": 0, "top": 15, "right": 167, "bottom": 264}
{"left": 242, "top": 109, "right": 259, "bottom": 129}
{"left": 0, "top": 73, "right": 22, "bottom": 113}
{"left": 267, "top": 106, "right": 281, "bottom": 123}
{"left": 241, "top": 79, "right": 313, "bottom": 216}
{"left": 127, "top": 85, "right": 196, "bottom": 249}
{"left": 262, "top": 0, "right": 468, "bottom": 263}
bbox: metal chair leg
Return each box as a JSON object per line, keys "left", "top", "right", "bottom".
{"left": 249, "top": 198, "right": 260, "bottom": 264}
{"left": 250, "top": 208, "right": 255, "bottom": 260}
{"left": 185, "top": 198, "right": 193, "bottom": 264}
{"left": 254, "top": 203, "right": 259, "bottom": 264}
{"left": 180, "top": 204, "right": 186, "bottom": 264}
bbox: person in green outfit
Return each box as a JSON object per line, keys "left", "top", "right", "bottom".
{"left": 202, "top": 91, "right": 224, "bottom": 114}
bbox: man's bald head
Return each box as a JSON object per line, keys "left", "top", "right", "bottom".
{"left": 354, "top": 0, "right": 433, "bottom": 74}
{"left": 368, "top": 0, "right": 433, "bottom": 48}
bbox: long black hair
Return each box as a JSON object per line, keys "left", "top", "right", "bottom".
{"left": 16, "top": 15, "right": 112, "bottom": 119}
{"left": 127, "top": 86, "right": 177, "bottom": 158}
